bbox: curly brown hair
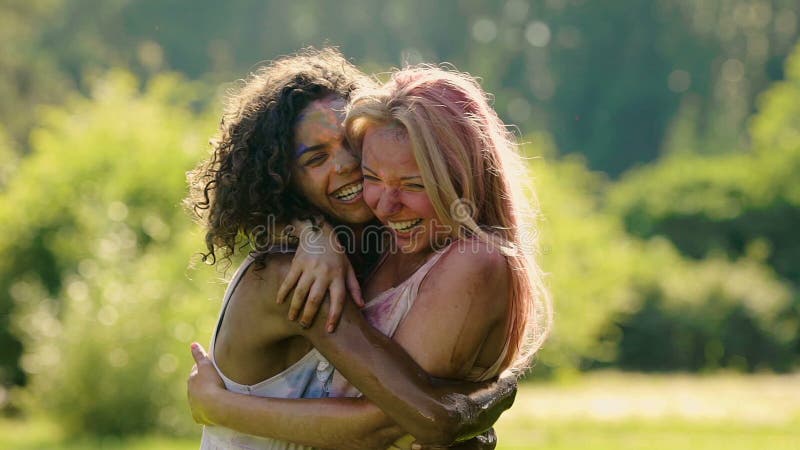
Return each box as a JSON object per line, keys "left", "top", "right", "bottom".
{"left": 186, "top": 47, "right": 372, "bottom": 266}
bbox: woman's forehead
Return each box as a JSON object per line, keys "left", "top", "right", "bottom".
{"left": 298, "top": 97, "right": 345, "bottom": 125}
{"left": 294, "top": 97, "right": 346, "bottom": 144}
{"left": 362, "top": 125, "right": 419, "bottom": 173}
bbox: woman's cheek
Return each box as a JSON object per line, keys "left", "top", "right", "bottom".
{"left": 363, "top": 183, "right": 381, "bottom": 210}
{"left": 405, "top": 191, "right": 437, "bottom": 219}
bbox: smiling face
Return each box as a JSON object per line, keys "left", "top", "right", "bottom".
{"left": 290, "top": 96, "right": 373, "bottom": 225}
{"left": 361, "top": 124, "right": 447, "bottom": 254}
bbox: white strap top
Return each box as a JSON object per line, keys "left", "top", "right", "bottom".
{"left": 201, "top": 253, "right": 337, "bottom": 450}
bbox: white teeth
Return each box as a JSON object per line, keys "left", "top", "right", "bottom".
{"left": 388, "top": 219, "right": 423, "bottom": 232}
{"left": 332, "top": 182, "right": 363, "bottom": 201}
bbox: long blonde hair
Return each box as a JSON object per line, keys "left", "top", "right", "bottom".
{"left": 345, "top": 66, "right": 552, "bottom": 374}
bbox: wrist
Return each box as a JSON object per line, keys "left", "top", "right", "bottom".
{"left": 294, "top": 218, "right": 343, "bottom": 253}
{"left": 197, "top": 383, "right": 227, "bottom": 426}
{"left": 290, "top": 216, "right": 325, "bottom": 234}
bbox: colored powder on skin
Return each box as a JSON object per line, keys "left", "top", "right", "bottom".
{"left": 295, "top": 143, "right": 310, "bottom": 159}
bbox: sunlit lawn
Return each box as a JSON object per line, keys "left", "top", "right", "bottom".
{"left": 494, "top": 371, "right": 800, "bottom": 450}
{"left": 3, "top": 372, "right": 799, "bottom": 450}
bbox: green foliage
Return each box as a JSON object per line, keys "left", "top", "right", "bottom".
{"left": 586, "top": 43, "right": 800, "bottom": 373}
{"left": 611, "top": 249, "right": 796, "bottom": 372}
{"left": 524, "top": 142, "right": 640, "bottom": 372}
{"left": 4, "top": 0, "right": 798, "bottom": 175}
{"left": 609, "top": 43, "right": 800, "bottom": 285}
{"left": 0, "top": 0, "right": 75, "bottom": 144}
{"left": 2, "top": 71, "right": 223, "bottom": 435}
{"left": 526, "top": 133, "right": 797, "bottom": 375}
{"left": 608, "top": 150, "right": 800, "bottom": 285}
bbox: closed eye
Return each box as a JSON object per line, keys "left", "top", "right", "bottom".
{"left": 363, "top": 174, "right": 380, "bottom": 182}
{"left": 304, "top": 153, "right": 328, "bottom": 166}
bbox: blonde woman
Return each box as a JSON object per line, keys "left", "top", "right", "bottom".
{"left": 344, "top": 66, "right": 550, "bottom": 379}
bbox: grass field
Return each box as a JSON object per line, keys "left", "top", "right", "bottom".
{"left": 492, "top": 371, "right": 800, "bottom": 450}
{"left": 2, "top": 372, "right": 799, "bottom": 449}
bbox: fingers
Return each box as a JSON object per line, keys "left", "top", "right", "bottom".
{"left": 287, "top": 273, "right": 313, "bottom": 321}
{"left": 411, "top": 439, "right": 494, "bottom": 450}
{"left": 276, "top": 264, "right": 302, "bottom": 304}
{"left": 190, "top": 342, "right": 208, "bottom": 363}
{"left": 326, "top": 277, "right": 345, "bottom": 333}
{"left": 411, "top": 444, "right": 447, "bottom": 450}
{"left": 346, "top": 265, "right": 365, "bottom": 307}
{"left": 298, "top": 279, "right": 326, "bottom": 328}
{"left": 478, "top": 428, "right": 497, "bottom": 449}
{"left": 496, "top": 371, "right": 518, "bottom": 404}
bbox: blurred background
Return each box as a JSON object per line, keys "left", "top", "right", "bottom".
{"left": 1, "top": 0, "right": 799, "bottom": 449}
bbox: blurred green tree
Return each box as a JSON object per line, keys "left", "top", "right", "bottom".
{"left": 526, "top": 131, "right": 796, "bottom": 376}
{"left": 609, "top": 42, "right": 800, "bottom": 286}
{"left": 5, "top": 0, "right": 798, "bottom": 175}
{"left": 2, "top": 71, "right": 223, "bottom": 434}
{"left": 601, "top": 42, "right": 800, "bottom": 371}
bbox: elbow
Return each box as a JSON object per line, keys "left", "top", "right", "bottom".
{"left": 410, "top": 416, "right": 459, "bottom": 446}
{"left": 411, "top": 395, "right": 472, "bottom": 445}
{"left": 505, "top": 379, "right": 518, "bottom": 409}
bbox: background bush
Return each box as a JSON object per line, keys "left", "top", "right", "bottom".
{"left": 527, "top": 138, "right": 797, "bottom": 375}
{"left": 3, "top": 72, "right": 223, "bottom": 435}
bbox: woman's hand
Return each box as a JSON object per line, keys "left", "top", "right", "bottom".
{"left": 276, "top": 219, "right": 364, "bottom": 332}
{"left": 411, "top": 429, "right": 497, "bottom": 450}
{"left": 187, "top": 342, "right": 225, "bottom": 426}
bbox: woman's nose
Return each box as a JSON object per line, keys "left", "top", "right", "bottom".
{"left": 332, "top": 146, "right": 359, "bottom": 174}
{"left": 376, "top": 187, "right": 402, "bottom": 216}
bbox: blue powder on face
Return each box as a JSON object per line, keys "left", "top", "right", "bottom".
{"left": 295, "top": 144, "right": 310, "bottom": 158}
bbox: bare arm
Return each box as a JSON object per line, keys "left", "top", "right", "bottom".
{"left": 296, "top": 296, "right": 514, "bottom": 444}
{"left": 189, "top": 299, "right": 515, "bottom": 447}
{"left": 189, "top": 343, "right": 404, "bottom": 450}
{"left": 188, "top": 246, "right": 516, "bottom": 446}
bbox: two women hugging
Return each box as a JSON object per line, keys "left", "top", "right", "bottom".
{"left": 185, "top": 47, "right": 551, "bottom": 450}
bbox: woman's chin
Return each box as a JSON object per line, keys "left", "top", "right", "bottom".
{"left": 389, "top": 229, "right": 429, "bottom": 253}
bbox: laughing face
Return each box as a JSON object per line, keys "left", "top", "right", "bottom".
{"left": 361, "top": 124, "right": 447, "bottom": 254}
{"left": 290, "top": 96, "right": 373, "bottom": 225}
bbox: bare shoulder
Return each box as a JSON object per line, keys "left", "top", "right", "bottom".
{"left": 424, "top": 240, "right": 510, "bottom": 294}
{"left": 443, "top": 239, "right": 509, "bottom": 274}
{"left": 417, "top": 239, "right": 510, "bottom": 317}
{"left": 214, "top": 253, "right": 301, "bottom": 380}
{"left": 231, "top": 253, "right": 295, "bottom": 314}
{"left": 394, "top": 239, "right": 510, "bottom": 378}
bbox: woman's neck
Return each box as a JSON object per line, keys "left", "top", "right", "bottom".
{"left": 382, "top": 247, "right": 434, "bottom": 283}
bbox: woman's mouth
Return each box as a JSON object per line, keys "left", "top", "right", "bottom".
{"left": 387, "top": 218, "right": 423, "bottom": 233}
{"left": 330, "top": 182, "right": 363, "bottom": 202}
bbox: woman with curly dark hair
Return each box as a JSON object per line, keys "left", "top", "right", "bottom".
{"left": 186, "top": 47, "right": 374, "bottom": 267}
{"left": 185, "top": 48, "right": 513, "bottom": 450}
